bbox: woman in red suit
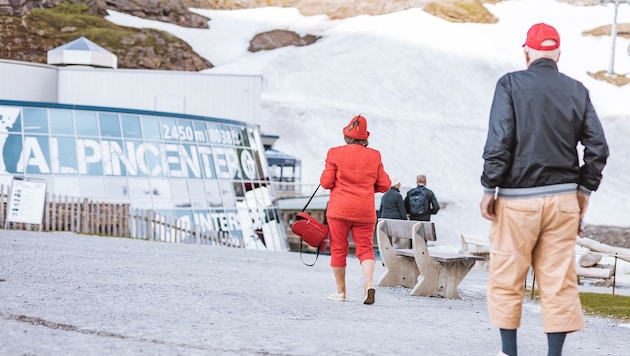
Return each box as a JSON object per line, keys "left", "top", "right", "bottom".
{"left": 320, "top": 115, "right": 391, "bottom": 304}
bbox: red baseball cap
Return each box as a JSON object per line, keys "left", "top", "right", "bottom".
{"left": 523, "top": 23, "right": 560, "bottom": 51}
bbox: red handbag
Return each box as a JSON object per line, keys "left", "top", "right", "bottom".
{"left": 291, "top": 212, "right": 329, "bottom": 248}
{"left": 291, "top": 185, "right": 329, "bottom": 266}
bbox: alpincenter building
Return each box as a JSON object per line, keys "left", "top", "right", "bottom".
{"left": 0, "top": 37, "right": 290, "bottom": 251}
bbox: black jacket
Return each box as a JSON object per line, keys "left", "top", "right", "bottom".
{"left": 404, "top": 185, "right": 439, "bottom": 221}
{"left": 379, "top": 187, "right": 407, "bottom": 220}
{"left": 481, "top": 58, "right": 609, "bottom": 193}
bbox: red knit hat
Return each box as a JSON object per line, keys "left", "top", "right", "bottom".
{"left": 343, "top": 115, "right": 370, "bottom": 140}
{"left": 523, "top": 23, "right": 560, "bottom": 51}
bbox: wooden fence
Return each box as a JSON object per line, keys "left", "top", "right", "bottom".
{"left": 0, "top": 184, "right": 242, "bottom": 248}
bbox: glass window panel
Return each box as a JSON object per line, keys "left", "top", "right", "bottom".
{"left": 22, "top": 108, "right": 48, "bottom": 134}
{"left": 269, "top": 165, "right": 281, "bottom": 181}
{"left": 175, "top": 119, "right": 195, "bottom": 142}
{"left": 219, "top": 124, "right": 235, "bottom": 146}
{"left": 204, "top": 180, "right": 222, "bottom": 208}
{"left": 229, "top": 125, "right": 244, "bottom": 146}
{"left": 75, "top": 111, "right": 99, "bottom": 136}
{"left": 196, "top": 145, "right": 214, "bottom": 179}
{"left": 79, "top": 177, "right": 105, "bottom": 199}
{"left": 206, "top": 122, "right": 221, "bottom": 145}
{"left": 104, "top": 177, "right": 129, "bottom": 198}
{"left": 130, "top": 197, "right": 153, "bottom": 210}
{"left": 49, "top": 109, "right": 74, "bottom": 135}
{"left": 99, "top": 113, "right": 121, "bottom": 138}
{"left": 178, "top": 144, "right": 202, "bottom": 179}
{"left": 128, "top": 178, "right": 153, "bottom": 198}
{"left": 2, "top": 134, "right": 22, "bottom": 174}
{"left": 239, "top": 127, "right": 250, "bottom": 147}
{"left": 53, "top": 137, "right": 78, "bottom": 174}
{"left": 123, "top": 140, "right": 147, "bottom": 177}
{"left": 152, "top": 199, "right": 174, "bottom": 210}
{"left": 233, "top": 181, "right": 245, "bottom": 198}
{"left": 253, "top": 150, "right": 266, "bottom": 179}
{"left": 121, "top": 115, "right": 142, "bottom": 138}
{"left": 149, "top": 179, "right": 171, "bottom": 199}
{"left": 103, "top": 139, "right": 133, "bottom": 176}
{"left": 141, "top": 115, "right": 161, "bottom": 141}
{"left": 160, "top": 117, "right": 178, "bottom": 142}
{"left": 193, "top": 121, "right": 208, "bottom": 144}
{"left": 239, "top": 148, "right": 260, "bottom": 180}
{"left": 138, "top": 141, "right": 164, "bottom": 178}
{"left": 173, "top": 210, "right": 195, "bottom": 243}
{"left": 219, "top": 180, "right": 236, "bottom": 208}
{"left": 24, "top": 136, "right": 50, "bottom": 174}
{"left": 247, "top": 128, "right": 260, "bottom": 150}
{"left": 52, "top": 177, "right": 80, "bottom": 197}
{"left": 1, "top": 107, "right": 22, "bottom": 133}
{"left": 188, "top": 180, "right": 207, "bottom": 209}
{"left": 76, "top": 137, "right": 103, "bottom": 175}
{"left": 169, "top": 179, "right": 189, "bottom": 209}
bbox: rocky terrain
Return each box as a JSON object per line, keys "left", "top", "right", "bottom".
{"left": 583, "top": 225, "right": 630, "bottom": 249}
{"left": 2, "top": 0, "right": 626, "bottom": 71}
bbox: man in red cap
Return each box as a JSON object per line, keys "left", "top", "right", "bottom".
{"left": 320, "top": 114, "right": 391, "bottom": 305}
{"left": 480, "top": 23, "right": 609, "bottom": 356}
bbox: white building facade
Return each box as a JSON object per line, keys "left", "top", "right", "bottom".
{"left": 0, "top": 54, "right": 288, "bottom": 251}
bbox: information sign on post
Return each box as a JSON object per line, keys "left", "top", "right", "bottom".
{"left": 5, "top": 177, "right": 47, "bottom": 230}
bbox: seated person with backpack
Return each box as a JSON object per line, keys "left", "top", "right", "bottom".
{"left": 404, "top": 174, "right": 440, "bottom": 221}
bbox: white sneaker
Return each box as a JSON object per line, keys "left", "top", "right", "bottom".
{"left": 327, "top": 292, "right": 346, "bottom": 302}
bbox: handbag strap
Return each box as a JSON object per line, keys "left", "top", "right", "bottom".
{"left": 301, "top": 184, "right": 321, "bottom": 212}
{"left": 299, "top": 184, "right": 323, "bottom": 266}
{"left": 299, "top": 240, "right": 320, "bottom": 266}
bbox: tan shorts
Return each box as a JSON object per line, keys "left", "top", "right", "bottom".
{"left": 487, "top": 193, "right": 585, "bottom": 333}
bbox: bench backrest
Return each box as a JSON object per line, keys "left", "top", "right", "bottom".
{"left": 378, "top": 219, "right": 436, "bottom": 242}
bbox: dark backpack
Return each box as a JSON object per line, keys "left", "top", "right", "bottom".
{"left": 409, "top": 187, "right": 429, "bottom": 216}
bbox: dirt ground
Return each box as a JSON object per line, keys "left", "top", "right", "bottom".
{"left": 1, "top": 230, "right": 629, "bottom": 356}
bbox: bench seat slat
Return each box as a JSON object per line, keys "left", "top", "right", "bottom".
{"left": 430, "top": 252, "right": 485, "bottom": 263}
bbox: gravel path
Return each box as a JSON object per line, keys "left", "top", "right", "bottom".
{"left": 1, "top": 230, "right": 629, "bottom": 355}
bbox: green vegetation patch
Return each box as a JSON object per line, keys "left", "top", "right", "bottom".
{"left": 24, "top": 1, "right": 180, "bottom": 54}
{"left": 580, "top": 292, "right": 630, "bottom": 321}
{"left": 424, "top": 1, "right": 499, "bottom": 24}
{"left": 527, "top": 288, "right": 630, "bottom": 322}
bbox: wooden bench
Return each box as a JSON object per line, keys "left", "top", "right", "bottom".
{"left": 460, "top": 233, "right": 490, "bottom": 259}
{"left": 376, "top": 219, "right": 485, "bottom": 299}
{"left": 460, "top": 233, "right": 490, "bottom": 271}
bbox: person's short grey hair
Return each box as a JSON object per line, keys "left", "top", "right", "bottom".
{"left": 524, "top": 39, "right": 560, "bottom": 62}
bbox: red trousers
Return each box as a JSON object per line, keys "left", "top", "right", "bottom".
{"left": 327, "top": 218, "right": 375, "bottom": 267}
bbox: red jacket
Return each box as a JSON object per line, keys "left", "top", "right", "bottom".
{"left": 320, "top": 144, "right": 391, "bottom": 224}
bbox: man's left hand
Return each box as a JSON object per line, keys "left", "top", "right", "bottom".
{"left": 479, "top": 193, "right": 496, "bottom": 221}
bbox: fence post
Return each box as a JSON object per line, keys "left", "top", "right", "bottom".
{"left": 80, "top": 198, "right": 89, "bottom": 233}
{"left": 146, "top": 210, "right": 153, "bottom": 240}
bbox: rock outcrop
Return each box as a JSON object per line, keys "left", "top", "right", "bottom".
{"left": 249, "top": 30, "right": 320, "bottom": 52}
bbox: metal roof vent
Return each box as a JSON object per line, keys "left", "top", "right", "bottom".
{"left": 47, "top": 36, "right": 117, "bottom": 69}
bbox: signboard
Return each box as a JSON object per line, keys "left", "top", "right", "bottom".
{"left": 6, "top": 177, "right": 47, "bottom": 226}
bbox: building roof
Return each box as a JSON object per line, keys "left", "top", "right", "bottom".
{"left": 47, "top": 36, "right": 117, "bottom": 69}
